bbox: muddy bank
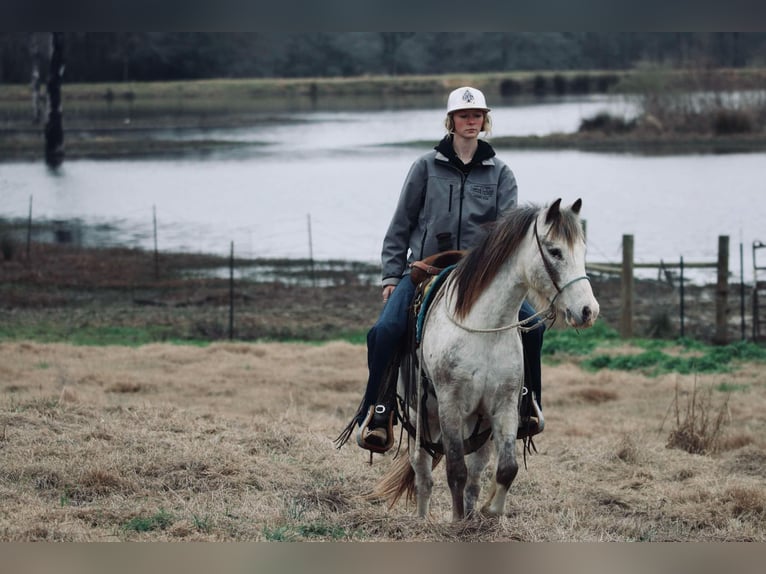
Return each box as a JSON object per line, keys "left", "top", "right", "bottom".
{"left": 0, "top": 242, "right": 751, "bottom": 344}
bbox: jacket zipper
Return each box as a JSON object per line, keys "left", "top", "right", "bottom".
{"left": 448, "top": 184, "right": 453, "bottom": 212}
{"left": 457, "top": 175, "right": 466, "bottom": 249}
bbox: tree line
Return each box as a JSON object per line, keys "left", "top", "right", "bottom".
{"left": 1, "top": 33, "right": 766, "bottom": 84}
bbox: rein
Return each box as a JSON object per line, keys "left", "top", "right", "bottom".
{"left": 444, "top": 216, "right": 590, "bottom": 334}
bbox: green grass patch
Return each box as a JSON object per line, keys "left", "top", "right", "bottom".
{"left": 583, "top": 339, "right": 766, "bottom": 376}
{"left": 0, "top": 320, "right": 366, "bottom": 347}
{"left": 543, "top": 322, "right": 766, "bottom": 375}
{"left": 262, "top": 523, "right": 352, "bottom": 541}
{"left": 254, "top": 330, "right": 368, "bottom": 346}
{"left": 542, "top": 321, "right": 621, "bottom": 357}
{"left": 0, "top": 323, "right": 208, "bottom": 347}
{"left": 296, "top": 523, "right": 348, "bottom": 540}
{"left": 715, "top": 381, "right": 750, "bottom": 393}
{"left": 123, "top": 509, "right": 174, "bottom": 533}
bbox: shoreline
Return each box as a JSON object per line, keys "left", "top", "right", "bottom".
{"left": 3, "top": 69, "right": 766, "bottom": 161}
{"left": 4, "top": 131, "right": 766, "bottom": 163}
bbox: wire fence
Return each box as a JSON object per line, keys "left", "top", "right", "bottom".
{"left": 1, "top": 204, "right": 764, "bottom": 344}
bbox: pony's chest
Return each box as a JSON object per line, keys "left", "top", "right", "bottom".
{"left": 426, "top": 337, "right": 521, "bottom": 381}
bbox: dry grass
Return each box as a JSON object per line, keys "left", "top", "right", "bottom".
{"left": 666, "top": 379, "right": 729, "bottom": 455}
{"left": 1, "top": 341, "right": 765, "bottom": 541}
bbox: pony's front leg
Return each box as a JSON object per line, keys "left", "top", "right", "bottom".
{"left": 438, "top": 408, "right": 468, "bottom": 522}
{"left": 409, "top": 437, "right": 434, "bottom": 519}
{"left": 464, "top": 438, "right": 491, "bottom": 518}
{"left": 482, "top": 405, "right": 520, "bottom": 517}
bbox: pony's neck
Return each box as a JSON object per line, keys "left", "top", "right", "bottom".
{"left": 454, "top": 256, "right": 529, "bottom": 330}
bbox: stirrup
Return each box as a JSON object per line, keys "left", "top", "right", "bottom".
{"left": 356, "top": 404, "right": 395, "bottom": 454}
{"left": 517, "top": 392, "right": 545, "bottom": 440}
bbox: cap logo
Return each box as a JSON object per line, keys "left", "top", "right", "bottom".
{"left": 462, "top": 89, "right": 475, "bottom": 104}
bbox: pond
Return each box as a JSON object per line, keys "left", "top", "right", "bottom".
{"left": 2, "top": 94, "right": 764, "bottom": 283}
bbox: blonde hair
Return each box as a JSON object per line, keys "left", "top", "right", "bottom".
{"left": 445, "top": 111, "right": 492, "bottom": 136}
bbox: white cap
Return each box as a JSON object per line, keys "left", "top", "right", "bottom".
{"left": 447, "top": 86, "right": 490, "bottom": 114}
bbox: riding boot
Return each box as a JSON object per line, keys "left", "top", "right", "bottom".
{"left": 356, "top": 403, "right": 395, "bottom": 453}
{"left": 518, "top": 300, "right": 545, "bottom": 439}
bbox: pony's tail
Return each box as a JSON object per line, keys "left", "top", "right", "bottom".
{"left": 366, "top": 449, "right": 443, "bottom": 508}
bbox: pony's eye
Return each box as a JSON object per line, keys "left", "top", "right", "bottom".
{"left": 548, "top": 247, "right": 563, "bottom": 260}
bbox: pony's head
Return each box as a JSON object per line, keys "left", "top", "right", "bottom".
{"left": 452, "top": 199, "right": 599, "bottom": 329}
{"left": 524, "top": 198, "right": 599, "bottom": 328}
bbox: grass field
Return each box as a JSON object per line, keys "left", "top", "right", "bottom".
{"left": 1, "top": 336, "right": 764, "bottom": 541}
{"left": 2, "top": 244, "right": 766, "bottom": 541}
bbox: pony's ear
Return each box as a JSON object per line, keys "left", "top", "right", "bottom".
{"left": 545, "top": 198, "right": 562, "bottom": 224}
{"left": 571, "top": 198, "right": 582, "bottom": 214}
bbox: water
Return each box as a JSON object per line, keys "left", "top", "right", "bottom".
{"left": 2, "top": 94, "right": 765, "bottom": 283}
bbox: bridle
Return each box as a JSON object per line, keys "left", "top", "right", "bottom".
{"left": 444, "top": 215, "right": 590, "bottom": 334}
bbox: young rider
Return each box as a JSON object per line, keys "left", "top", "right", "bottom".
{"left": 340, "top": 86, "right": 545, "bottom": 453}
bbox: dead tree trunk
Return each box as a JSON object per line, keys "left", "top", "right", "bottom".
{"left": 29, "top": 34, "right": 43, "bottom": 124}
{"left": 44, "top": 32, "right": 65, "bottom": 168}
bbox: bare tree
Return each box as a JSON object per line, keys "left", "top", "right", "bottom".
{"left": 44, "top": 32, "right": 65, "bottom": 168}
{"left": 29, "top": 33, "right": 43, "bottom": 124}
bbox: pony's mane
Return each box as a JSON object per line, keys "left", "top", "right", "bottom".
{"left": 451, "top": 202, "right": 583, "bottom": 319}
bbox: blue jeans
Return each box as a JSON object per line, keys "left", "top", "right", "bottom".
{"left": 361, "top": 278, "right": 545, "bottom": 422}
{"left": 362, "top": 279, "right": 416, "bottom": 415}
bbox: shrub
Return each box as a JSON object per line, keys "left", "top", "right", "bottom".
{"left": 552, "top": 74, "right": 567, "bottom": 95}
{"left": 532, "top": 75, "right": 547, "bottom": 97}
{"left": 1, "top": 234, "right": 15, "bottom": 261}
{"left": 579, "top": 112, "right": 636, "bottom": 134}
{"left": 499, "top": 79, "right": 522, "bottom": 97}
{"left": 712, "top": 109, "right": 753, "bottom": 135}
{"left": 569, "top": 74, "right": 591, "bottom": 94}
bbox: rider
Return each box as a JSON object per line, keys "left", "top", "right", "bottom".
{"left": 340, "top": 86, "right": 545, "bottom": 453}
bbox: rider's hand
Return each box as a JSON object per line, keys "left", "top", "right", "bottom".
{"left": 382, "top": 285, "right": 395, "bottom": 303}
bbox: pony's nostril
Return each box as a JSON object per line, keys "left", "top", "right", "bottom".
{"left": 582, "top": 306, "right": 592, "bottom": 323}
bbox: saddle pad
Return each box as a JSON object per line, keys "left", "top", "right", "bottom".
{"left": 416, "top": 264, "right": 457, "bottom": 344}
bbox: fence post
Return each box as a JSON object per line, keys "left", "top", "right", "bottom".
{"left": 679, "top": 256, "right": 685, "bottom": 338}
{"left": 714, "top": 235, "right": 729, "bottom": 345}
{"left": 26, "top": 195, "right": 33, "bottom": 261}
{"left": 152, "top": 205, "right": 159, "bottom": 280}
{"left": 229, "top": 241, "right": 235, "bottom": 341}
{"left": 620, "top": 234, "right": 634, "bottom": 339}
{"left": 740, "top": 242, "right": 745, "bottom": 341}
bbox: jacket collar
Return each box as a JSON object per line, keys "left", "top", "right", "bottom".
{"left": 434, "top": 135, "right": 496, "bottom": 167}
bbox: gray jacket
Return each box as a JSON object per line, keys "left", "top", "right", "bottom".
{"left": 381, "top": 142, "right": 518, "bottom": 286}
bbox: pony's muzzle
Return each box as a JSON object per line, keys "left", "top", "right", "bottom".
{"left": 565, "top": 303, "right": 599, "bottom": 328}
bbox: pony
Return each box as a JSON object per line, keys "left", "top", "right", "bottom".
{"left": 374, "top": 198, "right": 599, "bottom": 521}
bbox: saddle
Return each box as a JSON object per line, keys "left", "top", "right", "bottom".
{"left": 410, "top": 250, "right": 466, "bottom": 286}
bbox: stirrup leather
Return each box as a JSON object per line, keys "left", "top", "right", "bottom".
{"left": 356, "top": 405, "right": 395, "bottom": 453}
